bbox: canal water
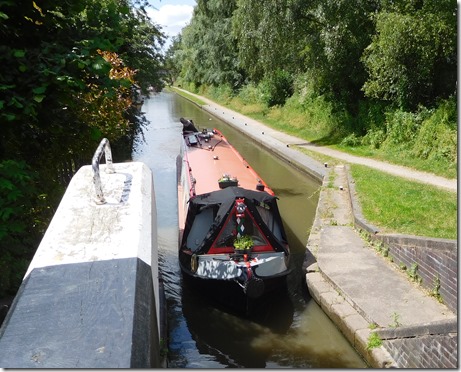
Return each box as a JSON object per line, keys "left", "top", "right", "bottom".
{"left": 132, "top": 91, "right": 367, "bottom": 368}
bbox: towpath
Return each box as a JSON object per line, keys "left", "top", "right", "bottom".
{"left": 176, "top": 88, "right": 457, "bottom": 193}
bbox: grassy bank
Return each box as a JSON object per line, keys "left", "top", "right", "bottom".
{"left": 166, "top": 86, "right": 207, "bottom": 106}
{"left": 171, "top": 86, "right": 457, "bottom": 240}
{"left": 295, "top": 146, "right": 456, "bottom": 239}
{"left": 178, "top": 83, "right": 456, "bottom": 180}
{"left": 350, "top": 165, "right": 456, "bottom": 239}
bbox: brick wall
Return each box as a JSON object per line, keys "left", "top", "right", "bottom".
{"left": 383, "top": 334, "right": 457, "bottom": 368}
{"left": 378, "top": 320, "right": 457, "bottom": 368}
{"left": 377, "top": 235, "right": 457, "bottom": 313}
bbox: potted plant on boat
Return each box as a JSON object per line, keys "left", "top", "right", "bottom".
{"left": 233, "top": 235, "right": 254, "bottom": 257}
{"left": 218, "top": 174, "right": 238, "bottom": 189}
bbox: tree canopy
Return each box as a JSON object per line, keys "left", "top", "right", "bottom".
{"left": 362, "top": 0, "right": 456, "bottom": 110}
{"left": 168, "top": 0, "right": 456, "bottom": 112}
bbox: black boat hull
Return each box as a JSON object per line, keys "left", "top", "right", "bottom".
{"left": 180, "top": 261, "right": 289, "bottom": 315}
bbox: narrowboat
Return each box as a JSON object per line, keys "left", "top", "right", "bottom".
{"left": 177, "top": 118, "right": 290, "bottom": 303}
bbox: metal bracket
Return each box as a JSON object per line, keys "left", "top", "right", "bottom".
{"left": 92, "top": 138, "right": 115, "bottom": 204}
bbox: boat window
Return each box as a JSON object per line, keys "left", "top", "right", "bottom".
{"left": 214, "top": 212, "right": 267, "bottom": 248}
{"left": 256, "top": 205, "right": 283, "bottom": 242}
{"left": 186, "top": 207, "right": 214, "bottom": 252}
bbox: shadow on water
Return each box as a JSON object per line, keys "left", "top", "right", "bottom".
{"left": 134, "top": 91, "right": 368, "bottom": 368}
{"left": 180, "top": 278, "right": 295, "bottom": 368}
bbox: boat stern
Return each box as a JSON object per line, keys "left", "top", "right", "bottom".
{"left": 179, "top": 251, "right": 289, "bottom": 298}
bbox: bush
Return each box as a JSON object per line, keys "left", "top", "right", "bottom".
{"left": 412, "top": 98, "right": 457, "bottom": 164}
{"left": 362, "top": 127, "right": 387, "bottom": 149}
{"left": 237, "top": 83, "right": 263, "bottom": 105}
{"left": 258, "top": 69, "right": 294, "bottom": 107}
{"left": 341, "top": 133, "right": 362, "bottom": 147}
{"left": 0, "top": 160, "right": 38, "bottom": 296}
{"left": 0, "top": 252, "right": 29, "bottom": 297}
{"left": 206, "top": 84, "right": 234, "bottom": 104}
{"left": 382, "top": 108, "right": 430, "bottom": 148}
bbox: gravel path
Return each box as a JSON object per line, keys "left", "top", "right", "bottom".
{"left": 179, "top": 89, "right": 457, "bottom": 193}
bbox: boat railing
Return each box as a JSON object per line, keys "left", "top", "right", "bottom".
{"left": 92, "top": 138, "right": 115, "bottom": 204}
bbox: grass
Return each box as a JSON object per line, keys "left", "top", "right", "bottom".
{"left": 296, "top": 147, "right": 457, "bottom": 239}
{"left": 295, "top": 146, "right": 341, "bottom": 168}
{"left": 349, "top": 164, "right": 457, "bottom": 239}
{"left": 168, "top": 86, "right": 207, "bottom": 106}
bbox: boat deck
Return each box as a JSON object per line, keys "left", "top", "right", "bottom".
{"left": 184, "top": 129, "right": 273, "bottom": 196}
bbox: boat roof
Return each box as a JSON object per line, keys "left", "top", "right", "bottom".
{"left": 181, "top": 119, "right": 274, "bottom": 196}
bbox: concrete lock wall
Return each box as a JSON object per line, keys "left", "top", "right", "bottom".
{"left": 0, "top": 162, "right": 161, "bottom": 368}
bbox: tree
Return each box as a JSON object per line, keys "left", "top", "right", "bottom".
{"left": 0, "top": 0, "right": 165, "bottom": 295}
{"left": 233, "top": 0, "right": 313, "bottom": 84}
{"left": 298, "top": 0, "right": 378, "bottom": 110}
{"left": 361, "top": 0, "right": 456, "bottom": 109}
{"left": 177, "top": 0, "right": 242, "bottom": 88}
{"left": 164, "top": 35, "right": 183, "bottom": 85}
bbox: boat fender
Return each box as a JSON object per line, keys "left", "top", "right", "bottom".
{"left": 190, "top": 254, "right": 198, "bottom": 273}
{"left": 245, "top": 277, "right": 265, "bottom": 299}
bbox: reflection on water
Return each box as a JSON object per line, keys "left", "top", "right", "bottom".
{"left": 132, "top": 91, "right": 367, "bottom": 368}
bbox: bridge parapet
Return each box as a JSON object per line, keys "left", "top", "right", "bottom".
{"left": 0, "top": 161, "right": 161, "bottom": 368}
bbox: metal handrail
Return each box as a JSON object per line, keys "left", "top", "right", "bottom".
{"left": 92, "top": 138, "right": 115, "bottom": 204}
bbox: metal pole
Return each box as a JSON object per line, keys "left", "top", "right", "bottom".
{"left": 92, "top": 138, "right": 115, "bottom": 204}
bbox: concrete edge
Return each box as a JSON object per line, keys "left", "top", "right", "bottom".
{"left": 377, "top": 318, "right": 458, "bottom": 340}
{"left": 0, "top": 258, "right": 160, "bottom": 368}
{"left": 345, "top": 165, "right": 380, "bottom": 235}
{"left": 378, "top": 234, "right": 457, "bottom": 252}
{"left": 306, "top": 271, "right": 398, "bottom": 368}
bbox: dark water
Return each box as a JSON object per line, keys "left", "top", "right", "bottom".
{"left": 132, "top": 91, "right": 367, "bottom": 368}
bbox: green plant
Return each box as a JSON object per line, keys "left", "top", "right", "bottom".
{"left": 327, "top": 170, "right": 337, "bottom": 188}
{"left": 373, "top": 240, "right": 384, "bottom": 254}
{"left": 233, "top": 235, "right": 254, "bottom": 250}
{"left": 389, "top": 312, "right": 401, "bottom": 328}
{"left": 358, "top": 229, "right": 372, "bottom": 244}
{"left": 368, "top": 322, "right": 378, "bottom": 330}
{"left": 367, "top": 332, "right": 382, "bottom": 350}
{"left": 407, "top": 263, "right": 421, "bottom": 283}
{"left": 430, "top": 276, "right": 443, "bottom": 303}
{"left": 159, "top": 338, "right": 168, "bottom": 357}
{"left": 382, "top": 245, "right": 389, "bottom": 258}
{"left": 341, "top": 133, "right": 362, "bottom": 147}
